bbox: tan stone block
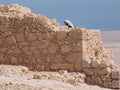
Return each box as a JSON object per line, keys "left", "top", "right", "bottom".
{"left": 86, "top": 76, "right": 91, "bottom": 84}
{"left": 19, "top": 41, "right": 30, "bottom": 47}
{"left": 103, "top": 81, "right": 112, "bottom": 88}
{"left": 12, "top": 48, "right": 21, "bottom": 54}
{"left": 36, "top": 65, "right": 45, "bottom": 71}
{"left": 0, "top": 38, "right": 3, "bottom": 45}
{"left": 101, "top": 74, "right": 110, "bottom": 82}
{"left": 33, "top": 50, "right": 40, "bottom": 55}
{"left": 56, "top": 31, "right": 67, "bottom": 40}
{"left": 83, "top": 68, "right": 94, "bottom": 75}
{"left": 54, "top": 55, "right": 63, "bottom": 63}
{"left": 37, "top": 14, "right": 48, "bottom": 24}
{"left": 10, "top": 57, "right": 18, "bottom": 64}
{"left": 61, "top": 45, "right": 71, "bottom": 53}
{"left": 111, "top": 80, "right": 120, "bottom": 89}
{"left": 72, "top": 41, "right": 82, "bottom": 52}
{"left": 98, "top": 67, "right": 111, "bottom": 75}
{"left": 5, "top": 36, "right": 16, "bottom": 44}
{"left": 24, "top": 51, "right": 32, "bottom": 55}
{"left": 82, "top": 59, "right": 91, "bottom": 68}
{"left": 68, "top": 30, "right": 82, "bottom": 41}
{"left": 66, "top": 53, "right": 82, "bottom": 63}
{"left": 50, "top": 63, "right": 73, "bottom": 70}
{"left": 94, "top": 76, "right": 103, "bottom": 85}
{"left": 26, "top": 33, "right": 37, "bottom": 41}
{"left": 50, "top": 18, "right": 59, "bottom": 27}
{"left": 31, "top": 41, "right": 41, "bottom": 47}
{"left": 99, "top": 62, "right": 108, "bottom": 68}
{"left": 74, "top": 61, "right": 82, "bottom": 71}
{"left": 91, "top": 59, "right": 101, "bottom": 67}
{"left": 82, "top": 30, "right": 90, "bottom": 40}
{"left": 21, "top": 46, "right": 30, "bottom": 52}
{"left": 15, "top": 33, "right": 25, "bottom": 42}
{"left": 111, "top": 71, "right": 120, "bottom": 79}
{"left": 30, "top": 46, "right": 37, "bottom": 51}
{"left": 0, "top": 53, "right": 5, "bottom": 62}
{"left": 0, "top": 48, "right": 7, "bottom": 53}
{"left": 48, "top": 44, "right": 58, "bottom": 54}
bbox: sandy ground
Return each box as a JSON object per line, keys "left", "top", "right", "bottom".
{"left": 0, "top": 31, "right": 120, "bottom": 90}
{"left": 0, "top": 65, "right": 111, "bottom": 90}
{"left": 102, "top": 31, "right": 120, "bottom": 68}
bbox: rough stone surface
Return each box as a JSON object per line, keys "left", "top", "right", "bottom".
{"left": 111, "top": 71, "right": 120, "bottom": 79}
{"left": 0, "top": 4, "right": 119, "bottom": 89}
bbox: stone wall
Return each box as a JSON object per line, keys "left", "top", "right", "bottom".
{"left": 0, "top": 4, "right": 82, "bottom": 72}
{"left": 82, "top": 30, "right": 120, "bottom": 89}
{"left": 0, "top": 4, "right": 119, "bottom": 89}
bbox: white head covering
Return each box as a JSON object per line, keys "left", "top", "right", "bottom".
{"left": 64, "top": 20, "right": 74, "bottom": 28}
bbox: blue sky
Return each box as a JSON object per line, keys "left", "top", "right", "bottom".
{"left": 0, "top": 0, "right": 120, "bottom": 30}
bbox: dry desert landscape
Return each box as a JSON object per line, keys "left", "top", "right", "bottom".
{"left": 0, "top": 4, "right": 119, "bottom": 90}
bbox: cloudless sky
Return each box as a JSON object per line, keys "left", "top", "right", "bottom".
{"left": 0, "top": 0, "right": 120, "bottom": 30}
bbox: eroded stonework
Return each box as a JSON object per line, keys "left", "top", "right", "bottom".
{"left": 0, "top": 4, "right": 119, "bottom": 89}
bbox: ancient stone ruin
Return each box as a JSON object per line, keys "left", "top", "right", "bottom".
{"left": 0, "top": 4, "right": 119, "bottom": 89}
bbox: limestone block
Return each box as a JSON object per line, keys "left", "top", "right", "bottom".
{"left": 103, "top": 81, "right": 112, "bottom": 88}
{"left": 0, "top": 53, "right": 5, "bottom": 62}
{"left": 24, "top": 51, "right": 32, "bottom": 56}
{"left": 51, "top": 19, "right": 59, "bottom": 26}
{"left": 82, "top": 30, "right": 90, "bottom": 40}
{"left": 48, "top": 44, "right": 58, "bottom": 54}
{"left": 56, "top": 31, "right": 67, "bottom": 40}
{"left": 30, "top": 46, "right": 37, "bottom": 51}
{"left": 22, "top": 16, "right": 35, "bottom": 25}
{"left": 42, "top": 32, "right": 54, "bottom": 40}
{"left": 12, "top": 48, "right": 21, "bottom": 54}
{"left": 94, "top": 76, "right": 103, "bottom": 85}
{"left": 83, "top": 68, "right": 94, "bottom": 75}
{"left": 8, "top": 4, "right": 31, "bottom": 14}
{"left": 15, "top": 33, "right": 25, "bottom": 42}
{"left": 37, "top": 14, "right": 48, "bottom": 24}
{"left": 86, "top": 76, "right": 91, "bottom": 84}
{"left": 21, "top": 46, "right": 30, "bottom": 52}
{"left": 66, "top": 53, "right": 82, "bottom": 63}
{"left": 111, "top": 71, "right": 120, "bottom": 79}
{"left": 68, "top": 30, "right": 82, "bottom": 41}
{"left": 9, "top": 17, "right": 21, "bottom": 26}
{"left": 33, "top": 50, "right": 40, "bottom": 55}
{"left": 5, "top": 36, "right": 16, "bottom": 44}
{"left": 99, "top": 62, "right": 108, "bottom": 68}
{"left": 111, "top": 80, "right": 120, "bottom": 89}
{"left": 50, "top": 63, "right": 73, "bottom": 70}
{"left": 26, "top": 33, "right": 37, "bottom": 41}
{"left": 10, "top": 57, "right": 18, "bottom": 64}
{"left": 82, "top": 59, "right": 91, "bottom": 68}
{"left": 54, "top": 55, "right": 64, "bottom": 63}
{"left": 74, "top": 61, "right": 82, "bottom": 71}
{"left": 61, "top": 45, "right": 71, "bottom": 53}
{"left": 97, "top": 67, "right": 111, "bottom": 75}
{"left": 72, "top": 41, "right": 82, "bottom": 52}
{"left": 19, "top": 41, "right": 31, "bottom": 47}
{"left": 0, "top": 16, "right": 9, "bottom": 25}
{"left": 36, "top": 65, "right": 45, "bottom": 71}
{"left": 0, "top": 38, "right": 3, "bottom": 45}
{"left": 91, "top": 59, "right": 101, "bottom": 67}
{"left": 31, "top": 41, "right": 42, "bottom": 47}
